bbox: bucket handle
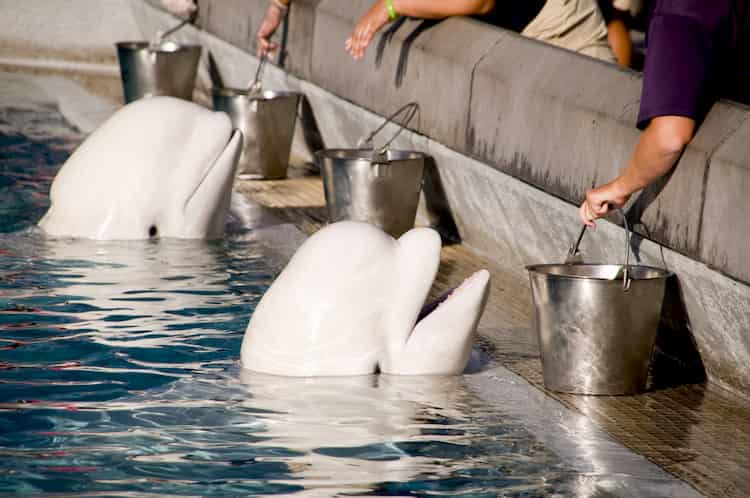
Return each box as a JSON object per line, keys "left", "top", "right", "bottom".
{"left": 248, "top": 52, "right": 268, "bottom": 94}
{"left": 357, "top": 102, "right": 420, "bottom": 157}
{"left": 567, "top": 207, "right": 632, "bottom": 291}
{"left": 153, "top": 2, "right": 199, "bottom": 47}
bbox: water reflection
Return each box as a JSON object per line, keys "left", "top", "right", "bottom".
{"left": 0, "top": 232, "right": 275, "bottom": 402}
{"left": 121, "top": 369, "right": 573, "bottom": 497}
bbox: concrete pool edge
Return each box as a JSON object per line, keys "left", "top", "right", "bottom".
{"left": 468, "top": 366, "right": 707, "bottom": 497}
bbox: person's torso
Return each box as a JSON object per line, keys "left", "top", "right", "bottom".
{"left": 649, "top": 0, "right": 750, "bottom": 103}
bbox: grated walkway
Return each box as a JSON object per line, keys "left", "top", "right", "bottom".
{"left": 236, "top": 166, "right": 750, "bottom": 498}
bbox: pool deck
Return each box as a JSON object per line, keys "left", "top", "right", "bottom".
{"left": 236, "top": 167, "right": 750, "bottom": 498}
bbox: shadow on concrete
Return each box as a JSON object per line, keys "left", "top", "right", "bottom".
{"left": 625, "top": 225, "right": 707, "bottom": 391}
{"left": 422, "top": 156, "right": 461, "bottom": 244}
{"left": 374, "top": 19, "right": 441, "bottom": 88}
{"left": 207, "top": 51, "right": 224, "bottom": 88}
{"left": 395, "top": 20, "right": 440, "bottom": 87}
{"left": 650, "top": 274, "right": 707, "bottom": 391}
{"left": 299, "top": 95, "right": 326, "bottom": 165}
{"left": 375, "top": 17, "right": 407, "bottom": 67}
{"left": 278, "top": 9, "right": 290, "bottom": 68}
{"left": 625, "top": 151, "right": 680, "bottom": 249}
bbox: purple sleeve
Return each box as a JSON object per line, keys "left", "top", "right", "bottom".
{"left": 637, "top": 14, "right": 714, "bottom": 130}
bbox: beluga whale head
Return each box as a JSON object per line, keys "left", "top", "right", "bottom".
{"left": 39, "top": 96, "right": 241, "bottom": 240}
{"left": 241, "top": 221, "right": 491, "bottom": 376}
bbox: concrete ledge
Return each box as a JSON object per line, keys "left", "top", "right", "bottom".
{"left": 701, "top": 113, "right": 750, "bottom": 282}
{"left": 312, "top": 1, "right": 504, "bottom": 151}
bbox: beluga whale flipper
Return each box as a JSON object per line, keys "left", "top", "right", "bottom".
{"left": 39, "top": 96, "right": 241, "bottom": 239}
{"left": 240, "top": 221, "right": 490, "bottom": 376}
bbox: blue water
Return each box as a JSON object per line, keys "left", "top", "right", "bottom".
{"left": 0, "top": 100, "right": 591, "bottom": 497}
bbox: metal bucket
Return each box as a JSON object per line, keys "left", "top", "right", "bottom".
{"left": 116, "top": 41, "right": 201, "bottom": 104}
{"left": 526, "top": 215, "right": 672, "bottom": 395}
{"left": 316, "top": 103, "right": 426, "bottom": 238}
{"left": 212, "top": 88, "right": 301, "bottom": 179}
{"left": 317, "top": 148, "right": 426, "bottom": 238}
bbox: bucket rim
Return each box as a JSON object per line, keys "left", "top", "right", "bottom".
{"left": 525, "top": 263, "right": 673, "bottom": 281}
{"left": 115, "top": 41, "right": 202, "bottom": 53}
{"left": 315, "top": 148, "right": 427, "bottom": 162}
{"left": 211, "top": 87, "right": 301, "bottom": 100}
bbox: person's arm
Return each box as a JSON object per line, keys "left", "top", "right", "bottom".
{"left": 606, "top": 17, "right": 633, "bottom": 67}
{"left": 579, "top": 7, "right": 715, "bottom": 226}
{"left": 579, "top": 115, "right": 694, "bottom": 226}
{"left": 346, "top": 0, "right": 495, "bottom": 59}
{"left": 257, "top": 0, "right": 290, "bottom": 57}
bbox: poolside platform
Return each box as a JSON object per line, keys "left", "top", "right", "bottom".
{"left": 237, "top": 166, "right": 750, "bottom": 498}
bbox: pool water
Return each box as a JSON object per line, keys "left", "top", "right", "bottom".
{"left": 0, "top": 87, "right": 700, "bottom": 498}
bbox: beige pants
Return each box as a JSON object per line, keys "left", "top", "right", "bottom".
{"left": 522, "top": 0, "right": 616, "bottom": 63}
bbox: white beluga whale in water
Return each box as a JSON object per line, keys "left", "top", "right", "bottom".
{"left": 241, "top": 221, "right": 490, "bottom": 376}
{"left": 39, "top": 96, "right": 241, "bottom": 239}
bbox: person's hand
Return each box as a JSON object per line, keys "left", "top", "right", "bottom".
{"left": 257, "top": 1, "right": 287, "bottom": 57}
{"left": 345, "top": 0, "right": 390, "bottom": 60}
{"left": 160, "top": 0, "right": 197, "bottom": 18}
{"left": 578, "top": 181, "right": 631, "bottom": 227}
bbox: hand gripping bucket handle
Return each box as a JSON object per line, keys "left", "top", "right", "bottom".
{"left": 566, "top": 206, "right": 672, "bottom": 291}
{"left": 567, "top": 208, "right": 633, "bottom": 291}
{"left": 357, "top": 102, "right": 420, "bottom": 160}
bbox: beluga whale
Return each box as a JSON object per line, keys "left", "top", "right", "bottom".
{"left": 241, "top": 221, "right": 491, "bottom": 376}
{"left": 39, "top": 96, "right": 241, "bottom": 239}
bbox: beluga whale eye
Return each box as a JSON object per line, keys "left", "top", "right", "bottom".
{"left": 148, "top": 226, "right": 158, "bottom": 238}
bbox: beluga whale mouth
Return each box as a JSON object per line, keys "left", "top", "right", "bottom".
{"left": 38, "top": 96, "right": 242, "bottom": 240}
{"left": 240, "top": 221, "right": 491, "bottom": 376}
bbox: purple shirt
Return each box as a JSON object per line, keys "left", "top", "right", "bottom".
{"left": 637, "top": 0, "right": 750, "bottom": 129}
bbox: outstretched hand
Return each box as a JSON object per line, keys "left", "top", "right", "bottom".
{"left": 345, "top": 0, "right": 390, "bottom": 59}
{"left": 578, "top": 182, "right": 630, "bottom": 227}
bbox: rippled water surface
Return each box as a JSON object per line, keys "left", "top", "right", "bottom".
{"left": 0, "top": 95, "right": 605, "bottom": 497}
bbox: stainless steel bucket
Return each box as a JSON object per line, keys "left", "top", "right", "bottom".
{"left": 116, "top": 41, "right": 201, "bottom": 104}
{"left": 526, "top": 215, "right": 672, "bottom": 395}
{"left": 212, "top": 88, "right": 301, "bottom": 179}
{"left": 317, "top": 148, "right": 426, "bottom": 238}
{"left": 316, "top": 103, "right": 426, "bottom": 238}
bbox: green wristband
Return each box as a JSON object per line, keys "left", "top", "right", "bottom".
{"left": 386, "top": 0, "right": 398, "bottom": 21}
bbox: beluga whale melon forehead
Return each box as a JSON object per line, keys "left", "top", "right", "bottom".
{"left": 39, "top": 96, "right": 242, "bottom": 240}
{"left": 241, "top": 221, "right": 491, "bottom": 376}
